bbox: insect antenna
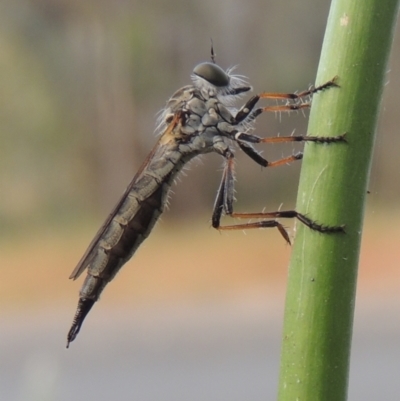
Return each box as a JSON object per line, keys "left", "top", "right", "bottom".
{"left": 210, "top": 39, "right": 216, "bottom": 64}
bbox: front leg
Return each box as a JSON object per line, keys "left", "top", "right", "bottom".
{"left": 233, "top": 77, "right": 339, "bottom": 124}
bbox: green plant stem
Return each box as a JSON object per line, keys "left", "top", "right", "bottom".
{"left": 277, "top": 1, "right": 399, "bottom": 401}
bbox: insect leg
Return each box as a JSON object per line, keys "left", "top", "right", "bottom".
{"left": 212, "top": 139, "right": 345, "bottom": 241}
{"left": 214, "top": 208, "right": 344, "bottom": 245}
{"left": 237, "top": 140, "right": 303, "bottom": 168}
{"left": 235, "top": 132, "right": 347, "bottom": 146}
{"left": 258, "top": 76, "right": 339, "bottom": 101}
{"left": 212, "top": 153, "right": 235, "bottom": 227}
{"left": 260, "top": 133, "right": 347, "bottom": 144}
{"left": 219, "top": 210, "right": 345, "bottom": 235}
{"left": 237, "top": 77, "right": 339, "bottom": 122}
{"left": 211, "top": 153, "right": 292, "bottom": 243}
{"left": 235, "top": 131, "right": 346, "bottom": 169}
{"left": 237, "top": 101, "right": 312, "bottom": 124}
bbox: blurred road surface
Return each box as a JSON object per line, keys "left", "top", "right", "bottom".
{"left": 1, "top": 293, "right": 398, "bottom": 401}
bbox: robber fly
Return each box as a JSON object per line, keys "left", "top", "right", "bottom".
{"left": 66, "top": 51, "right": 345, "bottom": 347}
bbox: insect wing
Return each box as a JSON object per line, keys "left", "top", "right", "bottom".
{"left": 69, "top": 140, "right": 177, "bottom": 280}
{"left": 69, "top": 114, "right": 181, "bottom": 280}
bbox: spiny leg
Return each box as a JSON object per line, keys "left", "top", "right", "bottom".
{"left": 234, "top": 96, "right": 310, "bottom": 123}
{"left": 234, "top": 132, "right": 346, "bottom": 171}
{"left": 237, "top": 140, "right": 303, "bottom": 168}
{"left": 212, "top": 151, "right": 344, "bottom": 243}
{"left": 235, "top": 132, "right": 347, "bottom": 146}
{"left": 217, "top": 79, "right": 344, "bottom": 240}
{"left": 212, "top": 154, "right": 295, "bottom": 244}
{"left": 233, "top": 77, "right": 339, "bottom": 124}
{"left": 221, "top": 211, "right": 345, "bottom": 234}
{"left": 212, "top": 152, "right": 235, "bottom": 228}
{"left": 259, "top": 134, "right": 347, "bottom": 144}
{"left": 258, "top": 76, "right": 339, "bottom": 101}
{"left": 214, "top": 207, "right": 344, "bottom": 245}
{"left": 259, "top": 103, "right": 311, "bottom": 113}
{"left": 217, "top": 218, "right": 293, "bottom": 245}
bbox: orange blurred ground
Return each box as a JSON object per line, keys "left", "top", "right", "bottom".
{"left": 0, "top": 213, "right": 398, "bottom": 310}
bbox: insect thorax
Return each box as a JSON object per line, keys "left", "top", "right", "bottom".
{"left": 160, "top": 86, "right": 244, "bottom": 141}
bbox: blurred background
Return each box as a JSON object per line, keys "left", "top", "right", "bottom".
{"left": 0, "top": 1, "right": 399, "bottom": 400}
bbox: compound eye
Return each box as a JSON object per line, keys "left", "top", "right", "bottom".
{"left": 193, "top": 62, "right": 230, "bottom": 87}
